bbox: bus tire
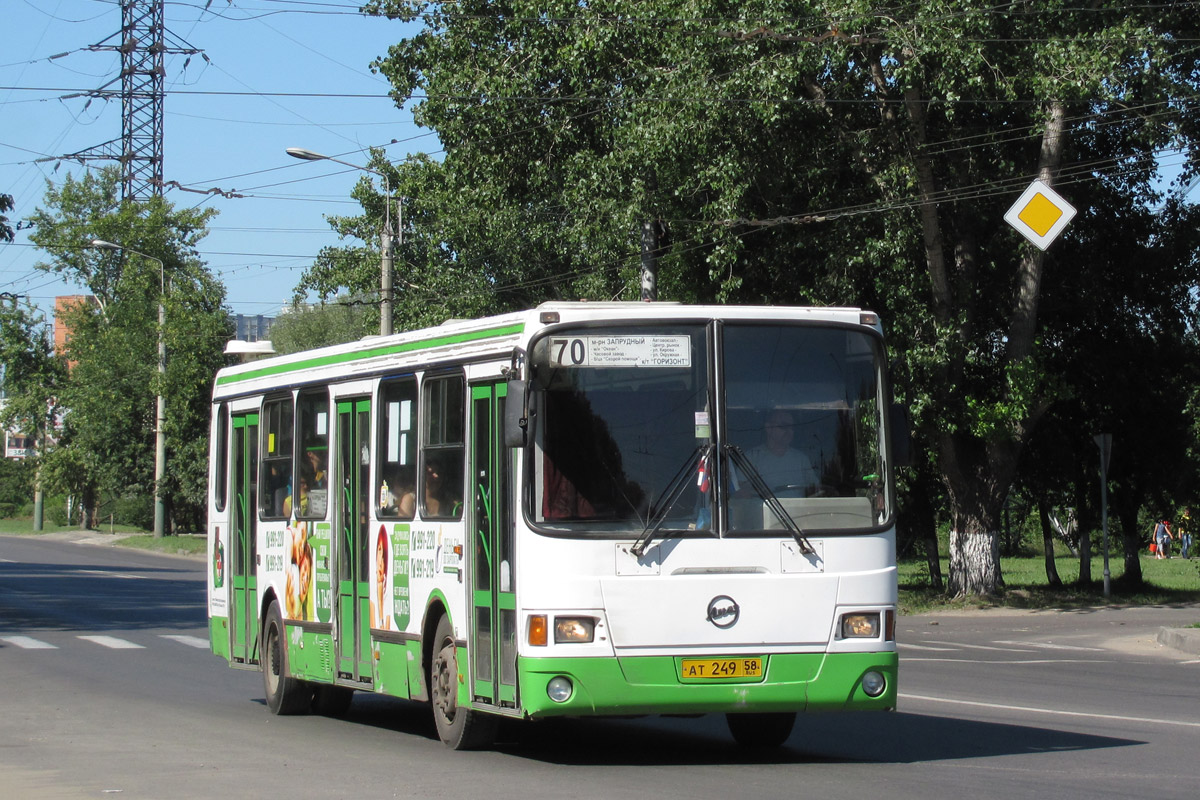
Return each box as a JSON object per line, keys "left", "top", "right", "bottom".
{"left": 312, "top": 685, "right": 354, "bottom": 717}
{"left": 262, "top": 600, "right": 311, "bottom": 715}
{"left": 429, "top": 614, "right": 497, "bottom": 750}
{"left": 726, "top": 712, "right": 796, "bottom": 748}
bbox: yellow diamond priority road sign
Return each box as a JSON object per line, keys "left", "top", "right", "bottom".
{"left": 1004, "top": 179, "right": 1076, "bottom": 251}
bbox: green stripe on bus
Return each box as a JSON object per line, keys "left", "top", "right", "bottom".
{"left": 215, "top": 322, "right": 525, "bottom": 387}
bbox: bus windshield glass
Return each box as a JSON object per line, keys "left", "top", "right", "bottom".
{"left": 724, "top": 324, "right": 889, "bottom": 533}
{"left": 529, "top": 321, "right": 890, "bottom": 534}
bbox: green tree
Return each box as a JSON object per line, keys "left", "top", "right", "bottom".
{"left": 1, "top": 193, "right": 14, "bottom": 243}
{"left": 355, "top": 1, "right": 1199, "bottom": 595}
{"left": 294, "top": 156, "right": 504, "bottom": 327}
{"left": 0, "top": 299, "right": 66, "bottom": 529}
{"left": 269, "top": 297, "right": 377, "bottom": 354}
{"left": 27, "top": 167, "right": 231, "bottom": 531}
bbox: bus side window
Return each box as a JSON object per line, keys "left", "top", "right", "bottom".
{"left": 420, "top": 374, "right": 464, "bottom": 520}
{"left": 378, "top": 377, "right": 418, "bottom": 519}
{"left": 296, "top": 390, "right": 329, "bottom": 519}
{"left": 213, "top": 403, "right": 228, "bottom": 513}
{"left": 259, "top": 396, "right": 294, "bottom": 519}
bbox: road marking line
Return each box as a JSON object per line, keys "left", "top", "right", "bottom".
{"left": 160, "top": 634, "right": 210, "bottom": 649}
{"left": 78, "top": 635, "right": 144, "bottom": 649}
{"left": 78, "top": 569, "right": 148, "bottom": 580}
{"left": 936, "top": 640, "right": 1035, "bottom": 652}
{"left": 993, "top": 640, "right": 1105, "bottom": 652}
{"left": 0, "top": 635, "right": 58, "bottom": 650}
{"left": 901, "top": 692, "right": 1200, "bottom": 729}
{"left": 899, "top": 643, "right": 959, "bottom": 652}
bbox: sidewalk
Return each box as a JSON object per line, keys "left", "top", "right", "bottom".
{"left": 1157, "top": 626, "right": 1200, "bottom": 656}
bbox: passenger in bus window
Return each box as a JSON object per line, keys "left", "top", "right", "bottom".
{"left": 421, "top": 456, "right": 461, "bottom": 517}
{"left": 304, "top": 449, "right": 327, "bottom": 488}
{"left": 266, "top": 463, "right": 289, "bottom": 517}
{"left": 542, "top": 452, "right": 596, "bottom": 520}
{"left": 379, "top": 468, "right": 416, "bottom": 519}
{"left": 738, "top": 409, "right": 817, "bottom": 497}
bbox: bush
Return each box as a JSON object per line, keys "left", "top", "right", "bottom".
{"left": 45, "top": 494, "right": 70, "bottom": 526}
{"left": 0, "top": 459, "right": 32, "bottom": 509}
{"left": 109, "top": 495, "right": 153, "bottom": 530}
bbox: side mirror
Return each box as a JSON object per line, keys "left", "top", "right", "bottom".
{"left": 889, "top": 403, "right": 913, "bottom": 468}
{"left": 504, "top": 379, "right": 528, "bottom": 447}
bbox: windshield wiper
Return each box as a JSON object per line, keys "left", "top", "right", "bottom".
{"left": 725, "top": 445, "right": 815, "bottom": 555}
{"left": 630, "top": 444, "right": 712, "bottom": 558}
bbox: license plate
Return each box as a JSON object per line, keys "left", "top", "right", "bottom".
{"left": 680, "top": 657, "right": 763, "bottom": 679}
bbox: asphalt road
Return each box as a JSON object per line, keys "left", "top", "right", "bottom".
{"left": 2, "top": 533, "right": 1198, "bottom": 799}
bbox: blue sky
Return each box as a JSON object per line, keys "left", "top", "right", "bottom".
{"left": 1, "top": 0, "right": 428, "bottom": 321}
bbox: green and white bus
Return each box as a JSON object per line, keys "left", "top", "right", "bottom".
{"left": 207, "top": 302, "right": 903, "bottom": 749}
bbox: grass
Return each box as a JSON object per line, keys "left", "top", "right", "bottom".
{"left": 0, "top": 517, "right": 206, "bottom": 558}
{"left": 900, "top": 553, "right": 1200, "bottom": 614}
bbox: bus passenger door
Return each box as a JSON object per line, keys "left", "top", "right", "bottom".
{"left": 469, "top": 381, "right": 517, "bottom": 709}
{"left": 231, "top": 413, "right": 259, "bottom": 664}
{"left": 336, "top": 398, "right": 373, "bottom": 681}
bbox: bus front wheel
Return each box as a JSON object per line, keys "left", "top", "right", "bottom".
{"left": 726, "top": 712, "right": 796, "bottom": 748}
{"left": 262, "top": 600, "right": 311, "bottom": 715}
{"left": 429, "top": 615, "right": 497, "bottom": 750}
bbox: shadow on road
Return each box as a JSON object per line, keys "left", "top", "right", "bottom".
{"left": 306, "top": 693, "right": 1140, "bottom": 766}
{"left": 0, "top": 560, "right": 206, "bottom": 634}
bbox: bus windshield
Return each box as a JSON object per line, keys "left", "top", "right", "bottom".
{"left": 529, "top": 321, "right": 890, "bottom": 534}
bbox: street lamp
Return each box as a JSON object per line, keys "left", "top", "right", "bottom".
{"left": 90, "top": 239, "right": 167, "bottom": 539}
{"left": 286, "top": 147, "right": 397, "bottom": 336}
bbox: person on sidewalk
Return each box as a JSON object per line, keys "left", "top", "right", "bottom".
{"left": 1177, "top": 507, "right": 1192, "bottom": 559}
{"left": 1154, "top": 518, "right": 1173, "bottom": 559}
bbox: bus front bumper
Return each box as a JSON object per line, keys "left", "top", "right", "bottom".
{"left": 515, "top": 651, "right": 897, "bottom": 718}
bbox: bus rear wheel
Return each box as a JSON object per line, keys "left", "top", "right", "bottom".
{"left": 429, "top": 615, "right": 497, "bottom": 750}
{"left": 726, "top": 712, "right": 796, "bottom": 748}
{"left": 262, "top": 600, "right": 311, "bottom": 715}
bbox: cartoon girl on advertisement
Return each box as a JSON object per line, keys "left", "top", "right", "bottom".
{"left": 371, "top": 525, "right": 390, "bottom": 630}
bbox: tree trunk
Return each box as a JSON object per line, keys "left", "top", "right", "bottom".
{"left": 947, "top": 528, "right": 1001, "bottom": 597}
{"left": 1037, "top": 498, "right": 1063, "bottom": 587}
{"left": 1116, "top": 498, "right": 1144, "bottom": 588}
{"left": 1077, "top": 522, "right": 1093, "bottom": 587}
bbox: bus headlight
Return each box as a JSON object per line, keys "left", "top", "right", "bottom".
{"left": 554, "top": 617, "right": 595, "bottom": 643}
{"left": 547, "top": 676, "right": 574, "bottom": 703}
{"left": 861, "top": 670, "right": 886, "bottom": 697}
{"left": 841, "top": 612, "right": 880, "bottom": 639}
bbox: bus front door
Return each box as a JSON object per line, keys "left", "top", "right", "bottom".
{"left": 231, "top": 413, "right": 259, "bottom": 664}
{"left": 468, "top": 381, "right": 517, "bottom": 709}
{"left": 336, "top": 398, "right": 373, "bottom": 682}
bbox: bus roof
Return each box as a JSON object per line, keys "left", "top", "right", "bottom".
{"left": 212, "top": 302, "right": 877, "bottom": 399}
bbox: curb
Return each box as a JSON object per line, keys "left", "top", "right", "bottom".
{"left": 1157, "top": 626, "right": 1200, "bottom": 656}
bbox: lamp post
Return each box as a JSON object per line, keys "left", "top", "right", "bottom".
{"left": 90, "top": 239, "right": 167, "bottom": 539}
{"left": 286, "top": 147, "right": 396, "bottom": 336}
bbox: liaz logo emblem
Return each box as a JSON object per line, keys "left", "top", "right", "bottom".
{"left": 706, "top": 595, "right": 740, "bottom": 629}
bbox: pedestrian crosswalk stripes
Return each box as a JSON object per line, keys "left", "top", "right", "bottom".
{"left": 0, "top": 635, "right": 58, "bottom": 649}
{"left": 78, "top": 635, "right": 145, "bottom": 649}
{"left": 1, "top": 633, "right": 210, "bottom": 651}
{"left": 159, "top": 634, "right": 210, "bottom": 649}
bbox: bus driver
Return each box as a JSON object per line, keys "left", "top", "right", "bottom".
{"left": 739, "top": 408, "right": 818, "bottom": 497}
